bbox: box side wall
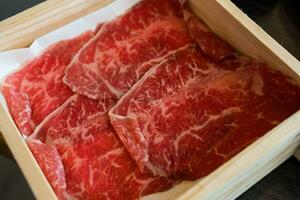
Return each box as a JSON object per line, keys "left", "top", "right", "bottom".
{"left": 0, "top": 1, "right": 299, "bottom": 200}
{"left": 178, "top": 0, "right": 300, "bottom": 199}
{"left": 178, "top": 110, "right": 300, "bottom": 200}
{"left": 0, "top": 103, "right": 58, "bottom": 200}
{"left": 189, "top": 0, "right": 300, "bottom": 85}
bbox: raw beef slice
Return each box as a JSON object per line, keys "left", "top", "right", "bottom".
{"left": 183, "top": 9, "right": 234, "bottom": 61}
{"left": 1, "top": 31, "right": 94, "bottom": 136}
{"left": 27, "top": 140, "right": 67, "bottom": 200}
{"left": 64, "top": 0, "right": 193, "bottom": 100}
{"left": 109, "top": 45, "right": 300, "bottom": 179}
{"left": 31, "top": 94, "right": 176, "bottom": 200}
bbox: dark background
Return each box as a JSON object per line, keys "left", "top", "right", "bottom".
{"left": 0, "top": 0, "right": 299, "bottom": 199}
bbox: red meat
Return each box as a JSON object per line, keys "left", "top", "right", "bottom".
{"left": 109, "top": 46, "right": 300, "bottom": 179}
{"left": 27, "top": 140, "right": 67, "bottom": 200}
{"left": 32, "top": 95, "right": 176, "bottom": 200}
{"left": 64, "top": 0, "right": 193, "bottom": 100}
{"left": 1, "top": 31, "right": 94, "bottom": 136}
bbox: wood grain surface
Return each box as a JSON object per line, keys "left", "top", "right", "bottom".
{"left": 0, "top": 0, "right": 113, "bottom": 51}
{"left": 0, "top": 0, "right": 299, "bottom": 200}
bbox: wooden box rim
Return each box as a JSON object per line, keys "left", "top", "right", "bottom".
{"left": 0, "top": 1, "right": 299, "bottom": 200}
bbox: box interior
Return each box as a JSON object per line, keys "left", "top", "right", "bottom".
{"left": 0, "top": 0, "right": 299, "bottom": 200}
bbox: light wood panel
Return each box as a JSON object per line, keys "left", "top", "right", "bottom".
{"left": 178, "top": 0, "right": 300, "bottom": 199}
{"left": 189, "top": 0, "right": 300, "bottom": 82}
{"left": 0, "top": 104, "right": 58, "bottom": 200}
{"left": 0, "top": 0, "right": 299, "bottom": 200}
{"left": 0, "top": 0, "right": 113, "bottom": 51}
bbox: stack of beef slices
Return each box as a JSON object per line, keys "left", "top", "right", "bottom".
{"left": 2, "top": 0, "right": 300, "bottom": 199}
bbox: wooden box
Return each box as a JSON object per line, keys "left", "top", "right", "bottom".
{"left": 0, "top": 0, "right": 299, "bottom": 199}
